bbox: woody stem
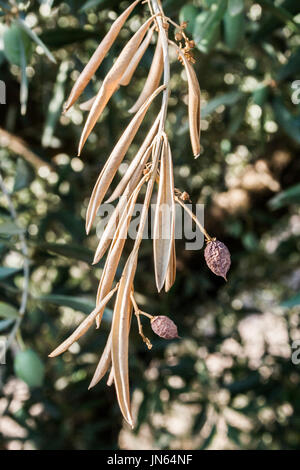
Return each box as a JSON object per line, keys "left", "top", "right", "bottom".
{"left": 151, "top": 0, "right": 170, "bottom": 133}
{"left": 174, "top": 195, "right": 213, "bottom": 242}
{"left": 130, "top": 292, "right": 153, "bottom": 349}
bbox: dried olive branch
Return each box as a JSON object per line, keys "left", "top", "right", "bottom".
{"left": 0, "top": 171, "right": 30, "bottom": 350}
{"left": 50, "top": 0, "right": 231, "bottom": 427}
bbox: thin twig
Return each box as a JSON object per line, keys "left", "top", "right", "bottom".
{"left": 130, "top": 292, "right": 152, "bottom": 349}
{"left": 174, "top": 194, "right": 212, "bottom": 242}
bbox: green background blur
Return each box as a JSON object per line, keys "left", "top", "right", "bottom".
{"left": 0, "top": 0, "right": 300, "bottom": 450}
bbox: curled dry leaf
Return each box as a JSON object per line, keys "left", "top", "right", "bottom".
{"left": 79, "top": 95, "right": 96, "bottom": 111}
{"left": 105, "top": 111, "right": 161, "bottom": 204}
{"left": 64, "top": 0, "right": 142, "bottom": 112}
{"left": 93, "top": 171, "right": 148, "bottom": 265}
{"left": 129, "top": 34, "right": 164, "bottom": 114}
{"left": 88, "top": 331, "right": 112, "bottom": 389}
{"left": 204, "top": 239, "right": 231, "bottom": 281}
{"left": 48, "top": 286, "right": 117, "bottom": 358}
{"left": 85, "top": 84, "right": 165, "bottom": 234}
{"left": 107, "top": 368, "right": 114, "bottom": 386}
{"left": 111, "top": 253, "right": 137, "bottom": 427}
{"left": 119, "top": 26, "right": 155, "bottom": 87}
{"left": 94, "top": 174, "right": 148, "bottom": 328}
{"left": 153, "top": 136, "right": 175, "bottom": 292}
{"left": 151, "top": 315, "right": 179, "bottom": 339}
{"left": 165, "top": 238, "right": 176, "bottom": 292}
{"left": 176, "top": 46, "right": 201, "bottom": 158}
{"left": 78, "top": 16, "right": 155, "bottom": 155}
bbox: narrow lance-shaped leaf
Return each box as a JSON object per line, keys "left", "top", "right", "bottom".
{"left": 94, "top": 174, "right": 148, "bottom": 327}
{"left": 153, "top": 137, "right": 175, "bottom": 292}
{"left": 105, "top": 111, "right": 161, "bottom": 204}
{"left": 16, "top": 18, "right": 56, "bottom": 63}
{"left": 78, "top": 16, "right": 155, "bottom": 155}
{"left": 42, "top": 61, "right": 69, "bottom": 147}
{"left": 79, "top": 95, "right": 97, "bottom": 111}
{"left": 111, "top": 253, "right": 137, "bottom": 427}
{"left": 48, "top": 286, "right": 117, "bottom": 358}
{"left": 129, "top": 34, "right": 163, "bottom": 114}
{"left": 85, "top": 84, "right": 165, "bottom": 234}
{"left": 165, "top": 237, "right": 176, "bottom": 292}
{"left": 108, "top": 139, "right": 162, "bottom": 423}
{"left": 64, "top": 0, "right": 142, "bottom": 111}
{"left": 119, "top": 26, "right": 155, "bottom": 87}
{"left": 178, "top": 47, "right": 201, "bottom": 158}
{"left": 88, "top": 331, "right": 112, "bottom": 389}
{"left": 77, "top": 28, "right": 155, "bottom": 113}
{"left": 93, "top": 152, "right": 151, "bottom": 264}
{"left": 107, "top": 368, "right": 114, "bottom": 386}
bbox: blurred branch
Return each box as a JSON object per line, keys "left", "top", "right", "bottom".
{"left": 0, "top": 127, "right": 53, "bottom": 170}
{"left": 0, "top": 171, "right": 30, "bottom": 350}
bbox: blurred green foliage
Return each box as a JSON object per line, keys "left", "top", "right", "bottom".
{"left": 0, "top": 0, "right": 300, "bottom": 450}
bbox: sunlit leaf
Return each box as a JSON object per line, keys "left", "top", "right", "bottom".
{"left": 201, "top": 91, "right": 244, "bottom": 118}
{"left": 194, "top": 0, "right": 226, "bottom": 53}
{"left": 42, "top": 61, "right": 69, "bottom": 147}
{"left": 16, "top": 18, "right": 56, "bottom": 63}
{"left": 3, "top": 24, "right": 33, "bottom": 66}
{"left": 0, "top": 301, "right": 19, "bottom": 319}
{"left": 14, "top": 349, "right": 45, "bottom": 388}
{"left": 179, "top": 4, "right": 200, "bottom": 35}
{"left": 224, "top": 7, "right": 245, "bottom": 50}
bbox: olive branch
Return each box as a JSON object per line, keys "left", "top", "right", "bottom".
{"left": 50, "top": 0, "right": 231, "bottom": 427}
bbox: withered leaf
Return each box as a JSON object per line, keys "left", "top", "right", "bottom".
{"left": 48, "top": 286, "right": 117, "bottom": 358}
{"left": 64, "top": 0, "right": 142, "bottom": 112}
{"left": 153, "top": 136, "right": 175, "bottom": 292}
{"left": 129, "top": 35, "right": 163, "bottom": 114}
{"left": 78, "top": 16, "right": 155, "bottom": 155}
{"left": 85, "top": 84, "right": 165, "bottom": 234}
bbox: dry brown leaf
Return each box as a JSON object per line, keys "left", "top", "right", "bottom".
{"left": 64, "top": 0, "right": 142, "bottom": 112}
{"left": 165, "top": 237, "right": 176, "bottom": 292}
{"left": 48, "top": 286, "right": 117, "bottom": 358}
{"left": 78, "top": 16, "right": 155, "bottom": 155}
{"left": 107, "top": 368, "right": 114, "bottom": 386}
{"left": 108, "top": 139, "right": 162, "bottom": 425}
{"left": 178, "top": 49, "right": 201, "bottom": 158}
{"left": 111, "top": 253, "right": 137, "bottom": 427}
{"left": 79, "top": 95, "right": 97, "bottom": 111}
{"left": 119, "top": 26, "right": 155, "bottom": 87}
{"left": 93, "top": 171, "right": 148, "bottom": 264}
{"left": 105, "top": 112, "right": 160, "bottom": 204}
{"left": 94, "top": 174, "right": 147, "bottom": 328}
{"left": 153, "top": 137, "right": 175, "bottom": 292}
{"left": 88, "top": 331, "right": 112, "bottom": 389}
{"left": 129, "top": 35, "right": 163, "bottom": 114}
{"left": 85, "top": 84, "right": 165, "bottom": 234}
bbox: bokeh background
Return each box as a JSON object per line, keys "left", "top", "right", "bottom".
{"left": 0, "top": 0, "right": 300, "bottom": 450}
